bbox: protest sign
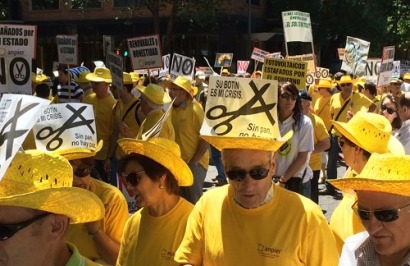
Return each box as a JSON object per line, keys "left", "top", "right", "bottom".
{"left": 170, "top": 53, "right": 195, "bottom": 79}
{"left": 196, "top": 66, "right": 213, "bottom": 77}
{"left": 392, "top": 61, "right": 400, "bottom": 79}
{"left": 0, "top": 94, "right": 50, "bottom": 179}
{"left": 0, "top": 57, "right": 32, "bottom": 95}
{"left": 365, "top": 59, "right": 381, "bottom": 83}
{"left": 282, "top": 11, "right": 313, "bottom": 43}
{"left": 286, "top": 53, "right": 316, "bottom": 73}
{"left": 400, "top": 61, "right": 410, "bottom": 75}
{"left": 377, "top": 46, "right": 395, "bottom": 88}
{"left": 106, "top": 51, "right": 123, "bottom": 90}
{"left": 127, "top": 34, "right": 162, "bottom": 70}
{"left": 251, "top": 47, "right": 269, "bottom": 62}
{"left": 0, "top": 24, "right": 37, "bottom": 59}
{"left": 237, "top": 61, "right": 250, "bottom": 75}
{"left": 214, "top": 53, "right": 233, "bottom": 68}
{"left": 266, "top": 52, "right": 284, "bottom": 59}
{"left": 341, "top": 36, "right": 370, "bottom": 76}
{"left": 200, "top": 76, "right": 281, "bottom": 139}
{"left": 338, "top": 48, "right": 345, "bottom": 60}
{"left": 159, "top": 54, "right": 170, "bottom": 76}
{"left": 33, "top": 103, "right": 97, "bottom": 152}
{"left": 262, "top": 58, "right": 308, "bottom": 89}
{"left": 306, "top": 67, "right": 330, "bottom": 86}
{"left": 56, "top": 35, "right": 78, "bottom": 66}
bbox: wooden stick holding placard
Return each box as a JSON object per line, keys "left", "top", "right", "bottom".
{"left": 67, "top": 64, "right": 71, "bottom": 102}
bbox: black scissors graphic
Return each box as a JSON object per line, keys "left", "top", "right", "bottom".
{"left": 206, "top": 80, "right": 276, "bottom": 135}
{"left": 36, "top": 104, "right": 95, "bottom": 151}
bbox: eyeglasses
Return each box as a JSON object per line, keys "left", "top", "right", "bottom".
{"left": 381, "top": 104, "right": 396, "bottom": 115}
{"left": 279, "top": 93, "right": 297, "bottom": 101}
{"left": 123, "top": 170, "right": 145, "bottom": 186}
{"left": 338, "top": 137, "right": 355, "bottom": 149}
{"left": 226, "top": 167, "right": 270, "bottom": 181}
{"left": 340, "top": 83, "right": 352, "bottom": 87}
{"left": 73, "top": 167, "right": 91, "bottom": 178}
{"left": 352, "top": 201, "right": 410, "bottom": 222}
{"left": 0, "top": 212, "right": 51, "bottom": 241}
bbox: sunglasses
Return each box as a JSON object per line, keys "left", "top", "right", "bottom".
{"left": 352, "top": 202, "right": 410, "bottom": 222}
{"left": 123, "top": 170, "right": 145, "bottom": 186}
{"left": 338, "top": 137, "right": 355, "bottom": 149}
{"left": 226, "top": 167, "right": 270, "bottom": 181}
{"left": 73, "top": 167, "right": 91, "bottom": 178}
{"left": 381, "top": 104, "right": 396, "bottom": 115}
{"left": 340, "top": 83, "right": 352, "bottom": 87}
{"left": 0, "top": 212, "right": 51, "bottom": 241}
{"left": 279, "top": 93, "right": 297, "bottom": 101}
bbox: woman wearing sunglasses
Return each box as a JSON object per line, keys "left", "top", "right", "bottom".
{"left": 116, "top": 137, "right": 193, "bottom": 266}
{"left": 379, "top": 93, "right": 402, "bottom": 134}
{"left": 328, "top": 111, "right": 404, "bottom": 255}
{"left": 330, "top": 154, "right": 410, "bottom": 266}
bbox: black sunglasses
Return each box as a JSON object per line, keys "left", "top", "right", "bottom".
{"left": 226, "top": 167, "right": 270, "bottom": 181}
{"left": 352, "top": 202, "right": 410, "bottom": 222}
{"left": 279, "top": 93, "right": 297, "bottom": 101}
{"left": 381, "top": 104, "right": 396, "bottom": 115}
{"left": 338, "top": 137, "right": 355, "bottom": 149}
{"left": 123, "top": 170, "right": 145, "bottom": 186}
{"left": 73, "top": 167, "right": 91, "bottom": 178}
{"left": 0, "top": 212, "right": 51, "bottom": 241}
{"left": 340, "top": 83, "right": 352, "bottom": 87}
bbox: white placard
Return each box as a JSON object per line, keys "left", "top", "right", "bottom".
{"left": 341, "top": 36, "right": 370, "bottom": 76}
{"left": 251, "top": 47, "right": 270, "bottom": 62}
{"left": 0, "top": 94, "right": 50, "bottom": 179}
{"left": 392, "top": 61, "right": 400, "bottom": 79}
{"left": 0, "top": 24, "right": 37, "bottom": 59}
{"left": 237, "top": 61, "right": 250, "bottom": 74}
{"left": 377, "top": 46, "right": 395, "bottom": 88}
{"left": 170, "top": 53, "right": 195, "bottom": 79}
{"left": 306, "top": 67, "right": 330, "bottom": 86}
{"left": 365, "top": 59, "right": 381, "bottom": 83}
{"left": 0, "top": 56, "right": 32, "bottom": 95}
{"left": 127, "top": 34, "right": 162, "bottom": 70}
{"left": 106, "top": 51, "right": 123, "bottom": 89}
{"left": 282, "top": 10, "right": 313, "bottom": 42}
{"left": 33, "top": 103, "right": 97, "bottom": 152}
{"left": 56, "top": 35, "right": 78, "bottom": 66}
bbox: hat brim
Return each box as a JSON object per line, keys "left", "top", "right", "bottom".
{"left": 118, "top": 138, "right": 193, "bottom": 186}
{"left": 329, "top": 179, "right": 410, "bottom": 197}
{"left": 201, "top": 131, "right": 293, "bottom": 152}
{"left": 137, "top": 86, "right": 172, "bottom": 104}
{"left": 86, "top": 73, "right": 112, "bottom": 83}
{"left": 56, "top": 140, "right": 103, "bottom": 161}
{"left": 0, "top": 186, "right": 104, "bottom": 224}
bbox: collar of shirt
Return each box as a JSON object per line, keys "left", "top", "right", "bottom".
{"left": 233, "top": 181, "right": 274, "bottom": 209}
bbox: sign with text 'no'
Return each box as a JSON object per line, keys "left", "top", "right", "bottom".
{"left": 56, "top": 35, "right": 78, "bottom": 66}
{"left": 0, "top": 57, "right": 32, "bottom": 95}
{"left": 127, "top": 34, "right": 162, "bottom": 70}
{"left": 170, "top": 53, "right": 195, "bottom": 79}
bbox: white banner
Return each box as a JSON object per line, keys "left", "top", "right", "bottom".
{"left": 377, "top": 46, "right": 395, "bottom": 88}
{"left": 0, "top": 56, "right": 32, "bottom": 95}
{"left": 0, "top": 94, "right": 50, "bottom": 179}
{"left": 341, "top": 36, "right": 370, "bottom": 76}
{"left": 170, "top": 53, "right": 195, "bottom": 79}
{"left": 33, "top": 103, "right": 97, "bottom": 152}
{"left": 0, "top": 24, "right": 37, "bottom": 59}
{"left": 56, "top": 35, "right": 78, "bottom": 66}
{"left": 127, "top": 34, "right": 162, "bottom": 70}
{"left": 365, "top": 59, "right": 381, "bottom": 83}
{"left": 282, "top": 10, "right": 313, "bottom": 42}
{"left": 392, "top": 60, "right": 400, "bottom": 79}
{"left": 251, "top": 47, "right": 270, "bottom": 62}
{"left": 106, "top": 51, "right": 123, "bottom": 89}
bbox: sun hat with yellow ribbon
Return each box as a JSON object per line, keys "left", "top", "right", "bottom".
{"left": 86, "top": 67, "right": 112, "bottom": 83}
{"left": 331, "top": 110, "right": 404, "bottom": 155}
{"left": 330, "top": 154, "right": 410, "bottom": 196}
{"left": 0, "top": 150, "right": 104, "bottom": 224}
{"left": 118, "top": 137, "right": 193, "bottom": 186}
{"left": 172, "top": 76, "right": 193, "bottom": 97}
{"left": 137, "top": 83, "right": 171, "bottom": 105}
{"left": 315, "top": 78, "right": 333, "bottom": 89}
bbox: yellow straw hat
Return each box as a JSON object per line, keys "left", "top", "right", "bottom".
{"left": 403, "top": 73, "right": 410, "bottom": 80}
{"left": 338, "top": 75, "right": 353, "bottom": 84}
{"left": 74, "top": 71, "right": 91, "bottom": 84}
{"left": 118, "top": 138, "right": 193, "bottom": 186}
{"left": 86, "top": 67, "right": 112, "bottom": 83}
{"left": 54, "top": 140, "right": 103, "bottom": 161}
{"left": 0, "top": 150, "right": 104, "bottom": 224}
{"left": 137, "top": 83, "right": 171, "bottom": 105}
{"left": 123, "top": 72, "right": 134, "bottom": 85}
{"left": 172, "top": 76, "right": 193, "bottom": 97}
{"left": 130, "top": 72, "right": 140, "bottom": 82}
{"left": 330, "top": 154, "right": 410, "bottom": 196}
{"left": 314, "top": 79, "right": 333, "bottom": 89}
{"left": 192, "top": 86, "right": 198, "bottom": 96}
{"left": 331, "top": 110, "right": 404, "bottom": 155}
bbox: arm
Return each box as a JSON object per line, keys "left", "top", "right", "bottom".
{"left": 313, "top": 138, "right": 330, "bottom": 153}
{"left": 279, "top": 151, "right": 309, "bottom": 183}
{"left": 368, "top": 102, "right": 377, "bottom": 113}
{"left": 190, "top": 139, "right": 209, "bottom": 165}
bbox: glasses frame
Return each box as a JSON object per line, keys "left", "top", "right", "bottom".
{"left": 352, "top": 201, "right": 410, "bottom": 223}
{"left": 123, "top": 170, "right": 145, "bottom": 187}
{"left": 338, "top": 136, "right": 356, "bottom": 149}
{"left": 340, "top": 83, "right": 352, "bottom": 87}
{"left": 381, "top": 104, "right": 396, "bottom": 115}
{"left": 226, "top": 163, "right": 271, "bottom": 182}
{"left": 0, "top": 212, "right": 51, "bottom": 241}
{"left": 279, "top": 93, "right": 297, "bottom": 101}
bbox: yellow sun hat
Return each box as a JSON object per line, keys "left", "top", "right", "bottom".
{"left": 130, "top": 72, "right": 140, "bottom": 82}
{"left": 0, "top": 150, "right": 104, "bottom": 224}
{"left": 314, "top": 78, "right": 333, "bottom": 89}
{"left": 172, "top": 76, "right": 193, "bottom": 97}
{"left": 54, "top": 140, "right": 103, "bottom": 161}
{"left": 123, "top": 72, "right": 134, "bottom": 85}
{"left": 330, "top": 154, "right": 410, "bottom": 196}
{"left": 32, "top": 73, "right": 49, "bottom": 84}
{"left": 74, "top": 71, "right": 91, "bottom": 84}
{"left": 403, "top": 72, "right": 410, "bottom": 80}
{"left": 338, "top": 75, "right": 353, "bottom": 84}
{"left": 331, "top": 110, "right": 404, "bottom": 155}
{"left": 191, "top": 86, "right": 198, "bottom": 96}
{"left": 86, "top": 67, "right": 112, "bottom": 83}
{"left": 118, "top": 138, "right": 193, "bottom": 186}
{"left": 137, "top": 83, "right": 171, "bottom": 105}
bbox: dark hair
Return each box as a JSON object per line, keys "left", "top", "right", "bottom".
{"left": 142, "top": 76, "right": 158, "bottom": 86}
{"left": 57, "top": 66, "right": 68, "bottom": 74}
{"left": 119, "top": 154, "right": 179, "bottom": 195}
{"left": 280, "top": 82, "right": 303, "bottom": 130}
{"left": 381, "top": 93, "right": 402, "bottom": 130}
{"left": 399, "top": 92, "right": 410, "bottom": 108}
{"left": 35, "top": 83, "right": 50, "bottom": 99}
{"left": 364, "top": 82, "right": 377, "bottom": 96}
{"left": 125, "top": 84, "right": 133, "bottom": 93}
{"left": 342, "top": 135, "right": 371, "bottom": 160}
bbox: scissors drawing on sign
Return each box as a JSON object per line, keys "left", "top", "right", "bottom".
{"left": 206, "top": 80, "right": 276, "bottom": 135}
{"left": 36, "top": 105, "right": 95, "bottom": 151}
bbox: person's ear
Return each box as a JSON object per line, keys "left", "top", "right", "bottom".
{"left": 48, "top": 214, "right": 69, "bottom": 242}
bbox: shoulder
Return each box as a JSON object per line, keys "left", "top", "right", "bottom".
{"left": 91, "top": 179, "right": 127, "bottom": 205}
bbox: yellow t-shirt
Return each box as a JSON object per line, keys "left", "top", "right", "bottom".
{"left": 308, "top": 84, "right": 321, "bottom": 107}
{"left": 83, "top": 93, "right": 117, "bottom": 160}
{"left": 329, "top": 169, "right": 365, "bottom": 255}
{"left": 307, "top": 112, "right": 330, "bottom": 171}
{"left": 171, "top": 100, "right": 209, "bottom": 169}
{"left": 114, "top": 97, "right": 141, "bottom": 159}
{"left": 66, "top": 178, "right": 129, "bottom": 262}
{"left": 175, "top": 185, "right": 339, "bottom": 265}
{"left": 314, "top": 95, "right": 332, "bottom": 131}
{"left": 116, "top": 197, "right": 193, "bottom": 266}
{"left": 330, "top": 92, "right": 373, "bottom": 136}
{"left": 136, "top": 109, "right": 175, "bottom": 141}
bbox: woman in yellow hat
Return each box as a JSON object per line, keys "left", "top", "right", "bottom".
{"left": 116, "top": 137, "right": 194, "bottom": 265}
{"left": 379, "top": 93, "right": 402, "bottom": 134}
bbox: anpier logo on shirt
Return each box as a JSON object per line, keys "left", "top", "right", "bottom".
{"left": 257, "top": 243, "right": 281, "bottom": 258}
{"left": 161, "top": 248, "right": 175, "bottom": 260}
